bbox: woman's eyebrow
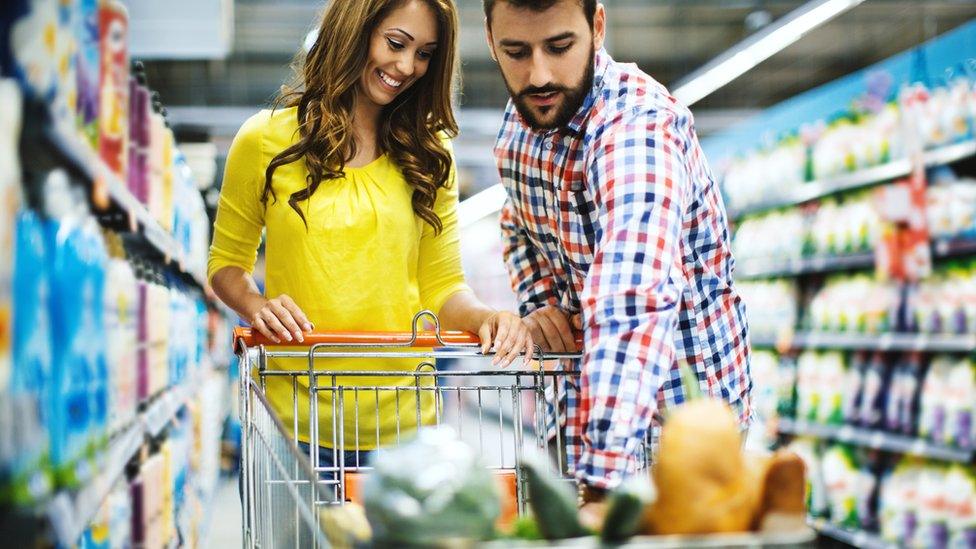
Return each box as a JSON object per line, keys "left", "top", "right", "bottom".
{"left": 389, "top": 27, "right": 415, "bottom": 41}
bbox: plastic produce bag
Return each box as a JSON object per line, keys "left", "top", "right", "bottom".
{"left": 362, "top": 426, "right": 501, "bottom": 546}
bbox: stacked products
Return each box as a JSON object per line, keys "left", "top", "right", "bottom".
{"left": 1, "top": 0, "right": 211, "bottom": 270}
{"left": 721, "top": 79, "right": 975, "bottom": 213}
{"left": 772, "top": 350, "right": 976, "bottom": 450}
{"left": 733, "top": 167, "right": 976, "bottom": 269}
{"left": 736, "top": 280, "right": 798, "bottom": 337}
{"left": 79, "top": 373, "right": 227, "bottom": 549}
{"left": 789, "top": 439, "right": 976, "bottom": 548}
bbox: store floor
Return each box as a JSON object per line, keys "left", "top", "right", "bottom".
{"left": 205, "top": 478, "right": 243, "bottom": 546}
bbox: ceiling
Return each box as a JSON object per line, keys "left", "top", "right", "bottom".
{"left": 145, "top": 0, "right": 976, "bottom": 120}
{"left": 144, "top": 0, "right": 976, "bottom": 194}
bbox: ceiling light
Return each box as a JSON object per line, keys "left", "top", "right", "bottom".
{"left": 673, "top": 0, "right": 867, "bottom": 106}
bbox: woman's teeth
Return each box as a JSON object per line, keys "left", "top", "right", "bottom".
{"left": 379, "top": 70, "right": 402, "bottom": 89}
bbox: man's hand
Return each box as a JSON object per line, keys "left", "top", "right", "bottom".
{"left": 523, "top": 305, "right": 582, "bottom": 353}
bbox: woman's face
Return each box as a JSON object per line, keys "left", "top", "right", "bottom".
{"left": 359, "top": 0, "right": 439, "bottom": 110}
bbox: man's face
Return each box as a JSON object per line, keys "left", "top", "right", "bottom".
{"left": 487, "top": 1, "right": 605, "bottom": 131}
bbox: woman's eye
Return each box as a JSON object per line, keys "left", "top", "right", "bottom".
{"left": 386, "top": 37, "right": 405, "bottom": 50}
{"left": 418, "top": 50, "right": 433, "bottom": 60}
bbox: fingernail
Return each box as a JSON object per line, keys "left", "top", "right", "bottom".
{"left": 296, "top": 332, "right": 304, "bottom": 343}
{"left": 304, "top": 323, "right": 313, "bottom": 332}
{"left": 284, "top": 333, "right": 292, "bottom": 342}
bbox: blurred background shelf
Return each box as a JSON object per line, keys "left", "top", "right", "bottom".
{"left": 808, "top": 518, "right": 894, "bottom": 549}
{"left": 729, "top": 139, "right": 976, "bottom": 220}
{"left": 778, "top": 418, "right": 974, "bottom": 463}
{"left": 751, "top": 331, "right": 976, "bottom": 352}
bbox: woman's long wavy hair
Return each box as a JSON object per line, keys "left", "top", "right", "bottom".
{"left": 264, "top": 0, "right": 460, "bottom": 234}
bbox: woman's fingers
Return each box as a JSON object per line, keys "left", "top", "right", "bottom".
{"left": 252, "top": 315, "right": 280, "bottom": 344}
{"left": 267, "top": 299, "right": 304, "bottom": 343}
{"left": 261, "top": 308, "right": 293, "bottom": 342}
{"left": 279, "top": 294, "right": 313, "bottom": 333}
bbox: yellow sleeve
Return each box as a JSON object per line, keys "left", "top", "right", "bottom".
{"left": 207, "top": 112, "right": 268, "bottom": 284}
{"left": 418, "top": 139, "right": 471, "bottom": 315}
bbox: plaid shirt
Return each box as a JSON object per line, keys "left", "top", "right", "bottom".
{"left": 495, "top": 49, "right": 752, "bottom": 489}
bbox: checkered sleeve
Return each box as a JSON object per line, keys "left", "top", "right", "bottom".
{"left": 499, "top": 197, "right": 559, "bottom": 317}
{"left": 576, "top": 107, "right": 692, "bottom": 489}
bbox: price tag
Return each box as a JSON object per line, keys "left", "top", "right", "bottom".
{"left": 878, "top": 333, "right": 894, "bottom": 351}
{"left": 869, "top": 431, "right": 885, "bottom": 449}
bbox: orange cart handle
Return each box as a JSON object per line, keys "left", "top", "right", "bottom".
{"left": 233, "top": 326, "right": 585, "bottom": 350}
{"left": 234, "top": 326, "right": 480, "bottom": 349}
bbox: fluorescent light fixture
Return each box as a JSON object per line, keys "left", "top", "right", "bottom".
{"left": 673, "top": 0, "right": 867, "bottom": 106}
{"left": 458, "top": 184, "right": 508, "bottom": 229}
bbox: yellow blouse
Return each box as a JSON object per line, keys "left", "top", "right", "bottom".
{"left": 208, "top": 107, "right": 470, "bottom": 449}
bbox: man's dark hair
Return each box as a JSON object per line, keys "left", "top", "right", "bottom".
{"left": 483, "top": 0, "right": 596, "bottom": 29}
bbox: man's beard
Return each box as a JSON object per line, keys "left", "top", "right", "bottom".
{"left": 502, "top": 46, "right": 595, "bottom": 132}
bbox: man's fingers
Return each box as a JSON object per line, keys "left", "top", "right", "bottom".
{"left": 543, "top": 308, "right": 577, "bottom": 352}
{"left": 523, "top": 316, "right": 549, "bottom": 352}
{"left": 268, "top": 300, "right": 303, "bottom": 343}
{"left": 534, "top": 311, "right": 569, "bottom": 353}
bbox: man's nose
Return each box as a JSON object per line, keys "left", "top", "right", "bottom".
{"left": 527, "top": 49, "right": 554, "bottom": 89}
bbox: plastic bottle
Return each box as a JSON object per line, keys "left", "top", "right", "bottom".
{"left": 43, "top": 170, "right": 92, "bottom": 487}
{"left": 857, "top": 352, "right": 889, "bottom": 429}
{"left": 920, "top": 357, "right": 953, "bottom": 444}
{"left": 97, "top": 0, "right": 129, "bottom": 180}
{"left": 78, "top": 198, "right": 109, "bottom": 469}
{"left": 8, "top": 208, "right": 53, "bottom": 504}
{"left": 75, "top": 0, "right": 100, "bottom": 147}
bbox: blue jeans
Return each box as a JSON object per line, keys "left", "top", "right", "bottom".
{"left": 297, "top": 442, "right": 374, "bottom": 478}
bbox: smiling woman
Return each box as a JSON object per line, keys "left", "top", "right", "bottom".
{"left": 207, "top": 0, "right": 535, "bottom": 465}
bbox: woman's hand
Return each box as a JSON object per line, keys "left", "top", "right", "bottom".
{"left": 478, "top": 311, "right": 535, "bottom": 368}
{"left": 247, "top": 294, "right": 313, "bottom": 344}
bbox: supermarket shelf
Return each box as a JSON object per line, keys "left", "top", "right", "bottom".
{"left": 44, "top": 379, "right": 196, "bottom": 546}
{"left": 751, "top": 331, "right": 976, "bottom": 352}
{"left": 738, "top": 237, "right": 976, "bottom": 279}
{"left": 729, "top": 139, "right": 976, "bottom": 219}
{"left": 737, "top": 252, "right": 874, "bottom": 279}
{"left": 779, "top": 418, "right": 973, "bottom": 463}
{"left": 809, "top": 518, "right": 893, "bottom": 549}
{"left": 45, "top": 123, "right": 208, "bottom": 289}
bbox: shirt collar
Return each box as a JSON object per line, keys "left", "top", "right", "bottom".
{"left": 564, "top": 47, "right": 611, "bottom": 136}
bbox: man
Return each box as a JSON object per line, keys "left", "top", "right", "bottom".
{"left": 483, "top": 0, "right": 752, "bottom": 502}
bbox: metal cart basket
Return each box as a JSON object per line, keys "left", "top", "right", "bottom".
{"left": 235, "top": 311, "right": 815, "bottom": 548}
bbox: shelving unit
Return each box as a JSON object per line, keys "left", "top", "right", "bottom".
{"left": 808, "top": 518, "right": 894, "bottom": 549}
{"left": 44, "top": 121, "right": 208, "bottom": 290}
{"left": 43, "top": 375, "right": 203, "bottom": 547}
{"left": 728, "top": 139, "right": 976, "bottom": 220}
{"left": 778, "top": 418, "right": 974, "bottom": 463}
{"left": 751, "top": 331, "right": 976, "bottom": 352}
{"left": 738, "top": 237, "right": 976, "bottom": 280}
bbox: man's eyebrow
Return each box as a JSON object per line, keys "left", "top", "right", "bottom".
{"left": 499, "top": 31, "right": 577, "bottom": 48}
{"left": 544, "top": 31, "right": 576, "bottom": 43}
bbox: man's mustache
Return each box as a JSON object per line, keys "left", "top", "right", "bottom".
{"left": 517, "top": 84, "right": 567, "bottom": 98}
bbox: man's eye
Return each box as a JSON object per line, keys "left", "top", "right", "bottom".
{"left": 504, "top": 49, "right": 529, "bottom": 59}
{"left": 548, "top": 43, "right": 572, "bottom": 55}
{"left": 386, "top": 37, "right": 405, "bottom": 50}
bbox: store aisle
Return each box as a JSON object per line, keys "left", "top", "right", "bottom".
{"left": 205, "top": 478, "right": 243, "bottom": 547}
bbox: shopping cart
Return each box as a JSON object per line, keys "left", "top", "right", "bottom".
{"left": 235, "top": 310, "right": 592, "bottom": 548}
{"left": 235, "top": 310, "right": 816, "bottom": 548}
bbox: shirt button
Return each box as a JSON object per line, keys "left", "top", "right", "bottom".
{"left": 544, "top": 141, "right": 553, "bottom": 150}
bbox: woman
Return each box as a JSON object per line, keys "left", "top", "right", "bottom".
{"left": 208, "top": 0, "right": 532, "bottom": 467}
